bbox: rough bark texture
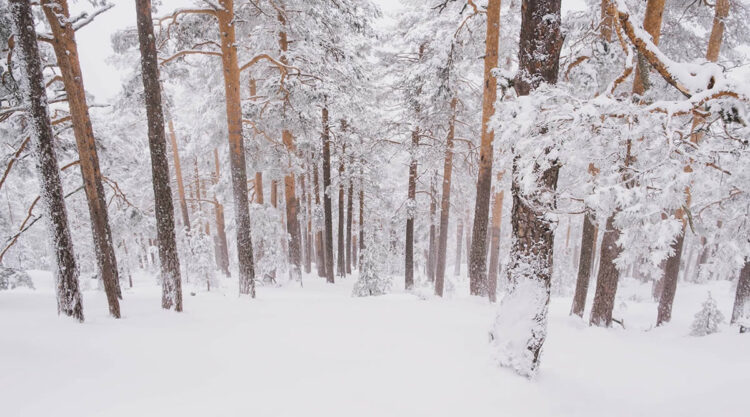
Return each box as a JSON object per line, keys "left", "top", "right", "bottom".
{"left": 468, "top": 0, "right": 501, "bottom": 296}
{"left": 494, "top": 0, "right": 563, "bottom": 377}
{"left": 426, "top": 176, "right": 437, "bottom": 283}
{"left": 706, "top": 0, "right": 729, "bottom": 63}
{"left": 282, "top": 130, "right": 302, "bottom": 279}
{"left": 42, "top": 0, "right": 121, "bottom": 317}
{"left": 168, "top": 120, "right": 190, "bottom": 231}
{"left": 216, "top": 0, "right": 255, "bottom": 296}
{"left": 302, "top": 170, "right": 312, "bottom": 274}
{"left": 657, "top": 211, "right": 686, "bottom": 326}
{"left": 487, "top": 187, "right": 504, "bottom": 303}
{"left": 337, "top": 141, "right": 346, "bottom": 277}
{"left": 212, "top": 149, "right": 230, "bottom": 276}
{"left": 12, "top": 0, "right": 84, "bottom": 321}
{"left": 590, "top": 215, "right": 620, "bottom": 326}
{"left": 571, "top": 213, "right": 596, "bottom": 317}
{"left": 453, "top": 219, "right": 463, "bottom": 277}
{"left": 732, "top": 261, "right": 750, "bottom": 324}
{"left": 435, "top": 98, "right": 457, "bottom": 296}
{"left": 405, "top": 129, "right": 418, "bottom": 290}
{"left": 135, "top": 0, "right": 183, "bottom": 311}
{"left": 322, "top": 107, "right": 335, "bottom": 283}
{"left": 346, "top": 179, "right": 353, "bottom": 274}
{"left": 313, "top": 161, "right": 325, "bottom": 277}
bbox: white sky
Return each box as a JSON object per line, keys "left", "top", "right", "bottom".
{"left": 74, "top": 0, "right": 587, "bottom": 103}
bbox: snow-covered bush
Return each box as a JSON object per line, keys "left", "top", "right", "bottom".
{"left": 690, "top": 292, "right": 725, "bottom": 336}
{"left": 187, "top": 213, "right": 217, "bottom": 291}
{"left": 0, "top": 266, "right": 34, "bottom": 290}
{"left": 352, "top": 229, "right": 391, "bottom": 297}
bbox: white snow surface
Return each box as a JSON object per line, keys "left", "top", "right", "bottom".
{"left": 1, "top": 271, "right": 748, "bottom": 417}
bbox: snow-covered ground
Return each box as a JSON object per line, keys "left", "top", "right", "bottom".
{"left": 1, "top": 271, "right": 747, "bottom": 417}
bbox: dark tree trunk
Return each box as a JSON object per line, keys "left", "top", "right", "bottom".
{"left": 12, "top": 0, "right": 84, "bottom": 321}
{"left": 487, "top": 188, "right": 504, "bottom": 303}
{"left": 426, "top": 175, "right": 437, "bottom": 283}
{"left": 322, "top": 107, "right": 335, "bottom": 283}
{"left": 301, "top": 170, "right": 312, "bottom": 274}
{"left": 282, "top": 131, "right": 302, "bottom": 280}
{"left": 657, "top": 225, "right": 685, "bottom": 326}
{"left": 346, "top": 180, "right": 353, "bottom": 274}
{"left": 732, "top": 261, "right": 750, "bottom": 325}
{"left": 435, "top": 98, "right": 456, "bottom": 296}
{"left": 359, "top": 180, "right": 365, "bottom": 268}
{"left": 313, "top": 161, "right": 326, "bottom": 277}
{"left": 468, "top": 0, "right": 502, "bottom": 297}
{"left": 571, "top": 213, "right": 596, "bottom": 317}
{"left": 337, "top": 142, "right": 346, "bottom": 277}
{"left": 590, "top": 215, "right": 620, "bottom": 326}
{"left": 42, "top": 0, "right": 121, "bottom": 317}
{"left": 453, "top": 219, "right": 463, "bottom": 277}
{"left": 405, "top": 129, "right": 418, "bottom": 290}
{"left": 135, "top": 0, "right": 183, "bottom": 310}
{"left": 493, "top": 0, "right": 563, "bottom": 376}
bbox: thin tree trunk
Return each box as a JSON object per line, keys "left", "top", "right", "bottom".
{"left": 135, "top": 0, "right": 183, "bottom": 310}
{"left": 42, "top": 0, "right": 120, "bottom": 317}
{"left": 12, "top": 0, "right": 84, "bottom": 320}
{"left": 732, "top": 261, "right": 750, "bottom": 325}
{"left": 168, "top": 120, "right": 190, "bottom": 231}
{"left": 405, "top": 129, "right": 418, "bottom": 290}
{"left": 337, "top": 140, "right": 346, "bottom": 277}
{"left": 322, "top": 107, "right": 335, "bottom": 283}
{"left": 313, "top": 160, "right": 325, "bottom": 277}
{"left": 435, "top": 97, "right": 457, "bottom": 296}
{"left": 571, "top": 213, "right": 596, "bottom": 317}
{"left": 426, "top": 175, "right": 437, "bottom": 283}
{"left": 212, "top": 149, "right": 230, "bottom": 276}
{"left": 487, "top": 185, "right": 504, "bottom": 303}
{"left": 301, "top": 171, "right": 312, "bottom": 274}
{"left": 453, "top": 219, "right": 463, "bottom": 277}
{"left": 346, "top": 179, "right": 353, "bottom": 274}
{"left": 493, "top": 0, "right": 563, "bottom": 376}
{"left": 468, "top": 0, "right": 502, "bottom": 297}
{"left": 359, "top": 177, "right": 365, "bottom": 268}
{"left": 217, "top": 0, "right": 255, "bottom": 296}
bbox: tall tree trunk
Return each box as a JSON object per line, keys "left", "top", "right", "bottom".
{"left": 346, "top": 179, "right": 353, "bottom": 274}
{"left": 359, "top": 177, "right": 365, "bottom": 268}
{"left": 732, "top": 261, "right": 750, "bottom": 325}
{"left": 212, "top": 149, "right": 230, "bottom": 276}
{"left": 301, "top": 171, "right": 312, "bottom": 274}
{"left": 12, "top": 0, "right": 84, "bottom": 320}
{"left": 135, "top": 0, "right": 183, "bottom": 310}
{"left": 405, "top": 129, "right": 418, "bottom": 290}
{"left": 590, "top": 215, "right": 620, "bottom": 326}
{"left": 571, "top": 213, "right": 596, "bottom": 317}
{"left": 435, "top": 98, "right": 457, "bottom": 296}
{"left": 632, "top": 0, "right": 666, "bottom": 96}
{"left": 426, "top": 175, "right": 437, "bottom": 283}
{"left": 282, "top": 130, "right": 302, "bottom": 279}
{"left": 42, "top": 0, "right": 120, "bottom": 317}
{"left": 487, "top": 185, "right": 504, "bottom": 303}
{"left": 337, "top": 140, "right": 346, "bottom": 277}
{"left": 313, "top": 160, "right": 326, "bottom": 277}
{"left": 468, "top": 0, "right": 502, "bottom": 296}
{"left": 168, "top": 120, "right": 190, "bottom": 231}
{"left": 453, "top": 219, "right": 463, "bottom": 277}
{"left": 322, "top": 107, "right": 335, "bottom": 283}
{"left": 217, "top": 0, "right": 255, "bottom": 296}
{"left": 492, "top": 0, "right": 563, "bottom": 377}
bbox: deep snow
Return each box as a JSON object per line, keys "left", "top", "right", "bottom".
{"left": 0, "top": 271, "right": 747, "bottom": 417}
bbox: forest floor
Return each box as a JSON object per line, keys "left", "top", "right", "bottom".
{"left": 0, "top": 269, "right": 747, "bottom": 417}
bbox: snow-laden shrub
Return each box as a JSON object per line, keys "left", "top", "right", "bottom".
{"left": 352, "top": 229, "right": 391, "bottom": 297}
{"left": 0, "top": 266, "right": 34, "bottom": 290}
{"left": 187, "top": 213, "right": 217, "bottom": 291}
{"left": 690, "top": 292, "right": 725, "bottom": 336}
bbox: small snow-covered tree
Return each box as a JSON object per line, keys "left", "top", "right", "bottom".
{"left": 690, "top": 292, "right": 725, "bottom": 336}
{"left": 352, "top": 228, "right": 391, "bottom": 297}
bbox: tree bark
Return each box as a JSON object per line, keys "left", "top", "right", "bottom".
{"left": 571, "top": 213, "right": 596, "bottom": 317}
{"left": 42, "top": 0, "right": 121, "bottom": 317}
{"left": 216, "top": 0, "right": 255, "bottom": 296}
{"left": 12, "top": 0, "right": 84, "bottom": 320}
{"left": 135, "top": 0, "right": 183, "bottom": 310}
{"left": 468, "top": 0, "right": 501, "bottom": 296}
{"left": 313, "top": 160, "right": 325, "bottom": 277}
{"left": 632, "top": 0, "right": 666, "bottom": 96}
{"left": 337, "top": 141, "right": 346, "bottom": 277}
{"left": 282, "top": 130, "right": 302, "bottom": 279}
{"left": 405, "top": 129, "right": 418, "bottom": 290}
{"left": 732, "top": 261, "right": 750, "bottom": 325}
{"left": 590, "top": 215, "right": 620, "bottom": 326}
{"left": 346, "top": 178, "right": 353, "bottom": 274}
{"left": 487, "top": 186, "right": 504, "bottom": 303}
{"left": 359, "top": 177, "right": 364, "bottom": 269}
{"left": 301, "top": 170, "right": 312, "bottom": 274}
{"left": 322, "top": 107, "right": 335, "bottom": 283}
{"left": 453, "top": 219, "right": 463, "bottom": 277}
{"left": 168, "top": 120, "right": 190, "bottom": 231}
{"left": 435, "top": 98, "right": 457, "bottom": 296}
{"left": 657, "top": 215, "right": 686, "bottom": 326}
{"left": 212, "top": 149, "right": 230, "bottom": 276}
{"left": 426, "top": 175, "right": 437, "bottom": 283}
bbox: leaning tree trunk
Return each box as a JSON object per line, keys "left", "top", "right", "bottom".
{"left": 405, "top": 129, "right": 419, "bottom": 290}
{"left": 42, "top": 0, "right": 121, "bottom": 317}
{"left": 435, "top": 98, "right": 457, "bottom": 296}
{"left": 337, "top": 141, "right": 346, "bottom": 277}
{"left": 12, "top": 0, "right": 84, "bottom": 321}
{"left": 217, "top": 0, "right": 255, "bottom": 296}
{"left": 135, "top": 0, "right": 183, "bottom": 310}
{"left": 491, "top": 0, "right": 563, "bottom": 377}
{"left": 322, "top": 107, "right": 335, "bottom": 283}
{"left": 487, "top": 186, "right": 504, "bottom": 303}
{"left": 468, "top": 0, "right": 502, "bottom": 297}
{"left": 571, "top": 213, "right": 596, "bottom": 317}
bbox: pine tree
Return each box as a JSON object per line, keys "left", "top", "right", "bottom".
{"left": 690, "top": 292, "right": 725, "bottom": 336}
